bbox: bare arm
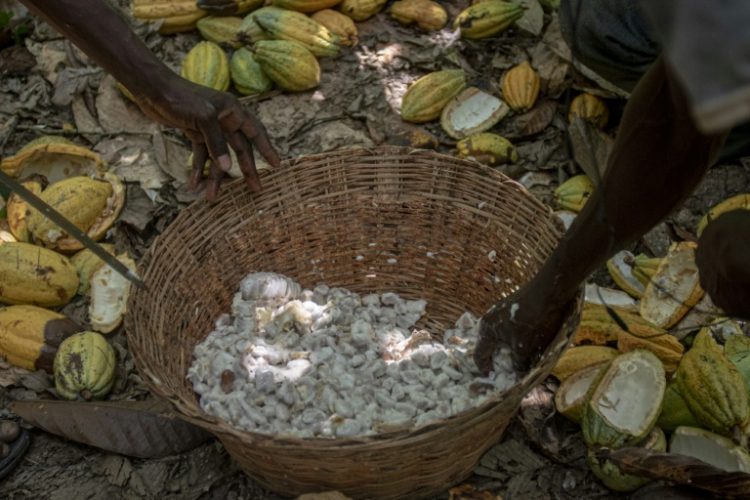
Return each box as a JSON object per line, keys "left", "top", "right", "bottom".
{"left": 19, "top": 0, "right": 280, "bottom": 201}
{"left": 475, "top": 57, "right": 729, "bottom": 373}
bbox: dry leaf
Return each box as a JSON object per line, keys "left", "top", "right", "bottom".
{"left": 96, "top": 75, "right": 158, "bottom": 135}
{"left": 516, "top": 0, "right": 544, "bottom": 36}
{"left": 11, "top": 399, "right": 212, "bottom": 458}
{"left": 513, "top": 100, "right": 557, "bottom": 137}
{"left": 568, "top": 117, "right": 613, "bottom": 182}
{"left": 601, "top": 447, "right": 750, "bottom": 497}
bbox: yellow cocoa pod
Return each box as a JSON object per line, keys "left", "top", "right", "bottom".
{"left": 339, "top": 0, "right": 388, "bottom": 21}
{"left": 231, "top": 48, "right": 273, "bottom": 95}
{"left": 311, "top": 9, "right": 358, "bottom": 46}
{"left": 181, "top": 41, "right": 231, "bottom": 92}
{"left": 632, "top": 254, "right": 662, "bottom": 287}
{"left": 238, "top": 8, "right": 272, "bottom": 44}
{"left": 616, "top": 323, "right": 684, "bottom": 374}
{"left": 0, "top": 305, "right": 81, "bottom": 373}
{"left": 271, "top": 0, "right": 343, "bottom": 13}
{"left": 25, "top": 173, "right": 124, "bottom": 253}
{"left": 254, "top": 40, "right": 321, "bottom": 92}
{"left": 54, "top": 331, "right": 116, "bottom": 400}
{"left": 501, "top": 61, "right": 540, "bottom": 112}
{"left": 569, "top": 93, "right": 609, "bottom": 128}
{"left": 551, "top": 345, "right": 619, "bottom": 382}
{"left": 70, "top": 244, "right": 116, "bottom": 296}
{"left": 554, "top": 174, "right": 593, "bottom": 212}
{"left": 400, "top": 69, "right": 466, "bottom": 123}
{"left": 697, "top": 193, "right": 750, "bottom": 237}
{"left": 0, "top": 242, "right": 79, "bottom": 307}
{"left": 6, "top": 178, "right": 43, "bottom": 243}
{"left": 657, "top": 382, "right": 700, "bottom": 431}
{"left": 453, "top": 1, "right": 525, "bottom": 39}
{"left": 573, "top": 302, "right": 641, "bottom": 345}
{"left": 197, "top": 16, "right": 243, "bottom": 47}
{"left": 0, "top": 135, "right": 105, "bottom": 183}
{"left": 390, "top": 0, "right": 448, "bottom": 31}
{"left": 254, "top": 6, "right": 341, "bottom": 57}
{"left": 456, "top": 133, "right": 518, "bottom": 166}
{"left": 131, "top": 0, "right": 207, "bottom": 34}
{"left": 675, "top": 329, "right": 750, "bottom": 436}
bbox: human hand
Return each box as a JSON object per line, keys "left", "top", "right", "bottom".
{"left": 131, "top": 75, "right": 280, "bottom": 202}
{"left": 474, "top": 288, "right": 570, "bottom": 374}
{"left": 695, "top": 210, "right": 750, "bottom": 319}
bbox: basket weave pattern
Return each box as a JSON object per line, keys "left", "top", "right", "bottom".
{"left": 126, "top": 147, "right": 580, "bottom": 499}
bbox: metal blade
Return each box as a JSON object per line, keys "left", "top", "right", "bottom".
{"left": 0, "top": 170, "right": 146, "bottom": 289}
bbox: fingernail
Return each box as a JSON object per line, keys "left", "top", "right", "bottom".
{"left": 218, "top": 155, "right": 232, "bottom": 172}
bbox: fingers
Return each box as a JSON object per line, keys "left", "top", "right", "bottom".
{"left": 473, "top": 334, "right": 496, "bottom": 375}
{"left": 240, "top": 114, "right": 281, "bottom": 168}
{"left": 205, "top": 156, "right": 226, "bottom": 203}
{"left": 187, "top": 102, "right": 280, "bottom": 202}
{"left": 199, "top": 119, "right": 233, "bottom": 174}
{"left": 188, "top": 139, "right": 209, "bottom": 192}
{"left": 227, "top": 131, "right": 261, "bottom": 192}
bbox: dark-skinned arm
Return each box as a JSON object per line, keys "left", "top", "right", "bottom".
{"left": 19, "top": 0, "right": 280, "bottom": 201}
{"left": 475, "top": 56, "right": 729, "bottom": 373}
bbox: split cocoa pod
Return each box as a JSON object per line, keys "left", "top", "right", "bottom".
{"left": 0, "top": 242, "right": 79, "bottom": 307}
{"left": 0, "top": 136, "right": 105, "bottom": 184}
{"left": 0, "top": 305, "right": 81, "bottom": 373}
{"left": 21, "top": 173, "right": 125, "bottom": 253}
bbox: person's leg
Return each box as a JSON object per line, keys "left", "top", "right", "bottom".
{"left": 475, "top": 57, "right": 729, "bottom": 372}
{"left": 559, "top": 0, "right": 660, "bottom": 93}
{"left": 559, "top": 0, "right": 750, "bottom": 161}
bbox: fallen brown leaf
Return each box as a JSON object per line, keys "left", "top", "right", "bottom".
{"left": 601, "top": 447, "right": 750, "bottom": 498}
{"left": 12, "top": 399, "right": 212, "bottom": 458}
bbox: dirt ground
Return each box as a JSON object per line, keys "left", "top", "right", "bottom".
{"left": 1, "top": 0, "right": 749, "bottom": 498}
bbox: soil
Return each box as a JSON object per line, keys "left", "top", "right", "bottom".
{"left": 1, "top": 1, "right": 749, "bottom": 499}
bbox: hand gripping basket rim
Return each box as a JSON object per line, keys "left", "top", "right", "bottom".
{"left": 126, "top": 146, "right": 582, "bottom": 499}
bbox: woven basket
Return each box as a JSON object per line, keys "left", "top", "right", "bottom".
{"left": 126, "top": 146, "right": 581, "bottom": 499}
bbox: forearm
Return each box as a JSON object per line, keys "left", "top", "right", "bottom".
{"left": 19, "top": 0, "right": 176, "bottom": 100}
{"left": 534, "top": 56, "right": 728, "bottom": 303}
